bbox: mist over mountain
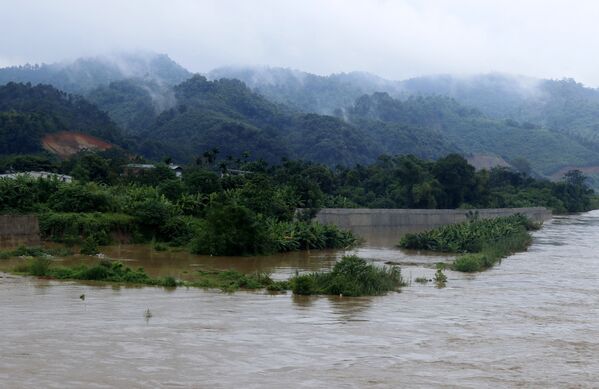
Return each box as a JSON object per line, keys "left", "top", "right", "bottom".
{"left": 208, "top": 66, "right": 402, "bottom": 115}
{"left": 137, "top": 75, "right": 455, "bottom": 164}
{"left": 210, "top": 66, "right": 599, "bottom": 127}
{"left": 86, "top": 78, "right": 176, "bottom": 134}
{"left": 344, "top": 92, "right": 599, "bottom": 175}
{"left": 0, "top": 52, "right": 190, "bottom": 94}
{"left": 3, "top": 52, "right": 599, "bottom": 186}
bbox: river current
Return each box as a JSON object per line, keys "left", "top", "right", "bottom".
{"left": 1, "top": 211, "right": 599, "bottom": 388}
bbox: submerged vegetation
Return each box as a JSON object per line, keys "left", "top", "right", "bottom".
{"left": 14, "top": 255, "right": 404, "bottom": 296}
{"left": 14, "top": 258, "right": 177, "bottom": 286}
{"left": 399, "top": 214, "right": 540, "bottom": 272}
{"left": 0, "top": 245, "right": 73, "bottom": 260}
{"left": 289, "top": 255, "right": 405, "bottom": 296}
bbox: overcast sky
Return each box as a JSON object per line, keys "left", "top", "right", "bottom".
{"left": 1, "top": 0, "right": 599, "bottom": 85}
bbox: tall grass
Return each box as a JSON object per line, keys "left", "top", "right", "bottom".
{"left": 452, "top": 230, "right": 532, "bottom": 272}
{"left": 399, "top": 214, "right": 540, "bottom": 273}
{"left": 399, "top": 213, "right": 539, "bottom": 253}
{"left": 267, "top": 220, "right": 357, "bottom": 252}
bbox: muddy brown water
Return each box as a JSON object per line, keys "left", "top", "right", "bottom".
{"left": 2, "top": 212, "right": 599, "bottom": 387}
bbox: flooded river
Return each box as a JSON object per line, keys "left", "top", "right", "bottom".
{"left": 2, "top": 211, "right": 599, "bottom": 387}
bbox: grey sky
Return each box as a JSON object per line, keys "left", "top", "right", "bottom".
{"left": 2, "top": 0, "right": 599, "bottom": 85}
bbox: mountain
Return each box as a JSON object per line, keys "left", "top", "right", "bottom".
{"left": 344, "top": 92, "right": 599, "bottom": 175}
{"left": 86, "top": 78, "right": 175, "bottom": 134}
{"left": 5, "top": 56, "right": 599, "bottom": 182}
{"left": 0, "top": 52, "right": 191, "bottom": 94}
{"left": 208, "top": 66, "right": 402, "bottom": 115}
{"left": 210, "top": 66, "right": 599, "bottom": 176}
{"left": 0, "top": 82, "right": 122, "bottom": 155}
{"left": 138, "top": 75, "right": 457, "bottom": 164}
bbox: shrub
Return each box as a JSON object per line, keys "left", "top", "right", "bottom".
{"left": 80, "top": 236, "right": 99, "bottom": 255}
{"left": 452, "top": 254, "right": 484, "bottom": 272}
{"left": 48, "top": 183, "right": 112, "bottom": 213}
{"left": 39, "top": 212, "right": 136, "bottom": 244}
{"left": 162, "top": 276, "right": 178, "bottom": 287}
{"left": 153, "top": 241, "right": 168, "bottom": 251}
{"left": 159, "top": 215, "right": 200, "bottom": 245}
{"left": 29, "top": 257, "right": 51, "bottom": 276}
{"left": 190, "top": 203, "right": 271, "bottom": 256}
{"left": 291, "top": 274, "right": 316, "bottom": 295}
{"left": 131, "top": 197, "right": 174, "bottom": 230}
{"left": 434, "top": 267, "right": 448, "bottom": 287}
{"left": 290, "top": 256, "right": 405, "bottom": 296}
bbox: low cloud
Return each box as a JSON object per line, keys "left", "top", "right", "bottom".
{"left": 2, "top": 0, "right": 599, "bottom": 85}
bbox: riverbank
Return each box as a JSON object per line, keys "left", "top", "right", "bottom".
{"left": 10, "top": 254, "right": 406, "bottom": 296}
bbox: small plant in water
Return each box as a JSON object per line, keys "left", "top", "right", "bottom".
{"left": 153, "top": 242, "right": 168, "bottom": 252}
{"left": 162, "top": 276, "right": 177, "bottom": 288}
{"left": 144, "top": 308, "right": 153, "bottom": 319}
{"left": 80, "top": 236, "right": 99, "bottom": 256}
{"left": 434, "top": 263, "right": 447, "bottom": 288}
{"left": 414, "top": 277, "right": 430, "bottom": 284}
{"left": 29, "top": 257, "right": 51, "bottom": 276}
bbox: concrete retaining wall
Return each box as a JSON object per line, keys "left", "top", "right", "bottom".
{"left": 315, "top": 207, "right": 551, "bottom": 231}
{"left": 0, "top": 215, "right": 40, "bottom": 249}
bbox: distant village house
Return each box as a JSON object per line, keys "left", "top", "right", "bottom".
{"left": 0, "top": 171, "right": 73, "bottom": 183}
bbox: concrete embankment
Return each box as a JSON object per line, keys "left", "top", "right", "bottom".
{"left": 0, "top": 215, "right": 40, "bottom": 249}
{"left": 315, "top": 207, "right": 551, "bottom": 243}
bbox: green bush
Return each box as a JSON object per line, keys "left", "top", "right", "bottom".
{"left": 452, "top": 254, "right": 485, "bottom": 272}
{"left": 291, "top": 274, "right": 316, "bottom": 295}
{"left": 29, "top": 257, "right": 51, "bottom": 276}
{"left": 49, "top": 183, "right": 112, "bottom": 213}
{"left": 190, "top": 203, "right": 271, "bottom": 256}
{"left": 162, "top": 276, "right": 178, "bottom": 287}
{"left": 80, "top": 236, "right": 99, "bottom": 255}
{"left": 39, "top": 212, "right": 136, "bottom": 244}
{"left": 290, "top": 255, "right": 405, "bottom": 296}
{"left": 153, "top": 241, "right": 168, "bottom": 251}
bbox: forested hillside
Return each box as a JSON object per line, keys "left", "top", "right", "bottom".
{"left": 86, "top": 78, "right": 174, "bottom": 134}
{"left": 210, "top": 66, "right": 599, "bottom": 176}
{"left": 4, "top": 55, "right": 599, "bottom": 186}
{"left": 344, "top": 92, "right": 599, "bottom": 175}
{"left": 208, "top": 66, "right": 401, "bottom": 115}
{"left": 0, "top": 83, "right": 123, "bottom": 154}
{"left": 139, "top": 75, "right": 457, "bottom": 164}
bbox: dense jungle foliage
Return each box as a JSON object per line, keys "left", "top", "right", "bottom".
{"left": 211, "top": 66, "right": 599, "bottom": 183}
{"left": 0, "top": 150, "right": 594, "bottom": 258}
{"left": 0, "top": 82, "right": 124, "bottom": 146}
